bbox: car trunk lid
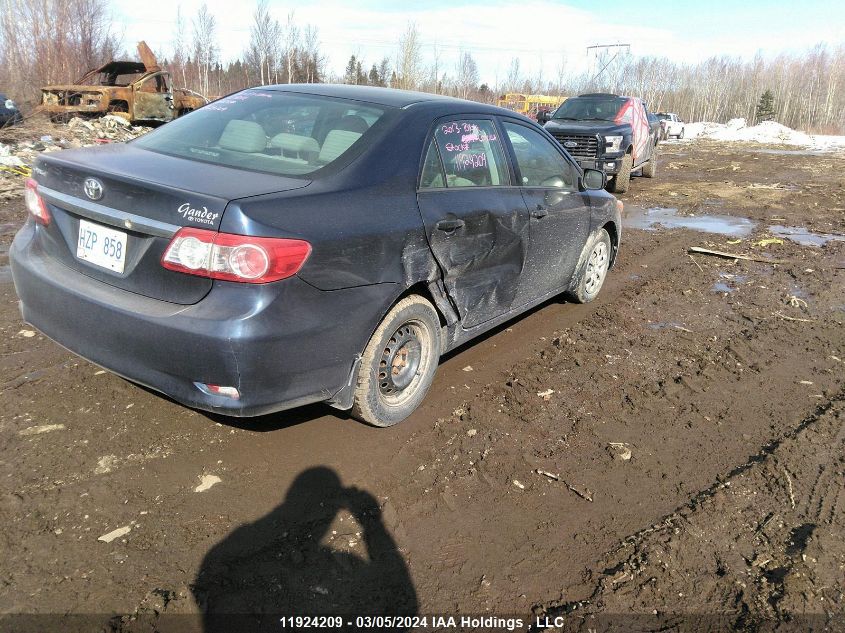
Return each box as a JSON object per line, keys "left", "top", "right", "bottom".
{"left": 32, "top": 144, "right": 310, "bottom": 304}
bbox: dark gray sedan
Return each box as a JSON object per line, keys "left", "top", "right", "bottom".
{"left": 11, "top": 85, "right": 621, "bottom": 426}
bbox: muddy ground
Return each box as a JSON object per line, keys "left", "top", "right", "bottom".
{"left": 0, "top": 139, "right": 843, "bottom": 632}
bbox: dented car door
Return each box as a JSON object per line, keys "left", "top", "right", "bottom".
{"left": 416, "top": 118, "right": 529, "bottom": 329}
{"left": 501, "top": 119, "right": 590, "bottom": 303}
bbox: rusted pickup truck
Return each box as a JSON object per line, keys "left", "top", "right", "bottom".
{"left": 41, "top": 42, "right": 207, "bottom": 124}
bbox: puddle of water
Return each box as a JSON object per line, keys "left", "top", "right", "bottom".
{"left": 648, "top": 321, "right": 686, "bottom": 330}
{"left": 624, "top": 206, "right": 756, "bottom": 237}
{"left": 712, "top": 282, "right": 735, "bottom": 293}
{"left": 768, "top": 225, "right": 845, "bottom": 247}
{"left": 719, "top": 273, "right": 748, "bottom": 283}
{"left": 752, "top": 148, "right": 828, "bottom": 156}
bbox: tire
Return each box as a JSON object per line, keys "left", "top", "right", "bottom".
{"left": 641, "top": 146, "right": 657, "bottom": 178}
{"left": 678, "top": 128, "right": 685, "bottom": 139}
{"left": 608, "top": 153, "right": 632, "bottom": 194}
{"left": 351, "top": 295, "right": 441, "bottom": 427}
{"left": 568, "top": 229, "right": 612, "bottom": 304}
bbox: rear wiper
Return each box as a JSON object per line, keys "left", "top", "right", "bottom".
{"left": 552, "top": 117, "right": 580, "bottom": 120}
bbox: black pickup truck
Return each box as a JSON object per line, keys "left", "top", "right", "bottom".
{"left": 538, "top": 93, "right": 657, "bottom": 193}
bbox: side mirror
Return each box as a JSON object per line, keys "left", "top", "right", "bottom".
{"left": 536, "top": 111, "right": 550, "bottom": 124}
{"left": 582, "top": 168, "right": 606, "bottom": 190}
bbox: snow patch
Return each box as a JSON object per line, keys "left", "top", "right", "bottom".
{"left": 682, "top": 118, "right": 845, "bottom": 150}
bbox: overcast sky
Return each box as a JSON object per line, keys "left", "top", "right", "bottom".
{"left": 113, "top": 0, "right": 845, "bottom": 85}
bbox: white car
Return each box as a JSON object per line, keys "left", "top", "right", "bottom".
{"left": 657, "top": 112, "right": 685, "bottom": 139}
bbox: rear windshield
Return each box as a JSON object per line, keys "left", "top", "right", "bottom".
{"left": 551, "top": 97, "right": 627, "bottom": 122}
{"left": 134, "top": 90, "right": 387, "bottom": 177}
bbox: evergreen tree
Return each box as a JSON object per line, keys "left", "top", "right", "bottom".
{"left": 755, "top": 89, "right": 776, "bottom": 123}
{"left": 368, "top": 64, "right": 382, "bottom": 86}
{"left": 344, "top": 55, "right": 359, "bottom": 84}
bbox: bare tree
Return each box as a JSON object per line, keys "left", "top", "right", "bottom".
{"left": 504, "top": 58, "right": 522, "bottom": 93}
{"left": 247, "top": 0, "right": 280, "bottom": 85}
{"left": 0, "top": 0, "right": 120, "bottom": 107}
{"left": 397, "top": 22, "right": 423, "bottom": 90}
{"left": 192, "top": 3, "right": 218, "bottom": 97}
{"left": 282, "top": 12, "right": 299, "bottom": 83}
{"left": 171, "top": 5, "right": 189, "bottom": 88}
{"left": 456, "top": 51, "right": 479, "bottom": 99}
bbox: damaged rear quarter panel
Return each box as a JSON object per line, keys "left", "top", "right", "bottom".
{"left": 220, "top": 109, "right": 438, "bottom": 293}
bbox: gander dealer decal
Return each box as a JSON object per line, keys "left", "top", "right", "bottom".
{"left": 177, "top": 203, "right": 220, "bottom": 226}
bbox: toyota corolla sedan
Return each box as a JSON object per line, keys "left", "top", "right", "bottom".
{"left": 11, "top": 85, "right": 621, "bottom": 427}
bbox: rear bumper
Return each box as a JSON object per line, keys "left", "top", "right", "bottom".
{"left": 10, "top": 221, "right": 398, "bottom": 417}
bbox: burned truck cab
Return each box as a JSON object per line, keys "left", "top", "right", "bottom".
{"left": 40, "top": 41, "right": 206, "bottom": 124}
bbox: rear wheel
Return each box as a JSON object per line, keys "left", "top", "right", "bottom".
{"left": 642, "top": 146, "right": 657, "bottom": 178}
{"left": 678, "top": 128, "right": 685, "bottom": 139}
{"left": 608, "top": 153, "right": 632, "bottom": 194}
{"left": 351, "top": 295, "right": 441, "bottom": 427}
{"left": 568, "top": 229, "right": 612, "bottom": 304}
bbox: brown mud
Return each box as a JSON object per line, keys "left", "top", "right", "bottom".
{"left": 0, "top": 138, "right": 843, "bottom": 631}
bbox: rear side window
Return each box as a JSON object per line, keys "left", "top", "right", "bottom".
{"left": 133, "top": 90, "right": 387, "bottom": 177}
{"left": 433, "top": 119, "right": 509, "bottom": 187}
{"left": 419, "top": 139, "right": 445, "bottom": 189}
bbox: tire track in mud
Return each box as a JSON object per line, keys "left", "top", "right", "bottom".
{"left": 530, "top": 389, "right": 845, "bottom": 631}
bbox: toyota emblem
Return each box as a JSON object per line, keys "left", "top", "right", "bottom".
{"left": 83, "top": 178, "right": 104, "bottom": 201}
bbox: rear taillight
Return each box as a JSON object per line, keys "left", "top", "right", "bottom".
{"left": 24, "top": 179, "right": 51, "bottom": 225}
{"left": 161, "top": 227, "right": 311, "bottom": 283}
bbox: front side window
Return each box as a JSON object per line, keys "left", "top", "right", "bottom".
{"left": 133, "top": 90, "right": 388, "bottom": 177}
{"left": 433, "top": 119, "right": 509, "bottom": 187}
{"left": 503, "top": 122, "right": 577, "bottom": 189}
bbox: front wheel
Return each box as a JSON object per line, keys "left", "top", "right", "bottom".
{"left": 568, "top": 229, "right": 612, "bottom": 304}
{"left": 608, "top": 153, "right": 632, "bottom": 194}
{"left": 678, "top": 128, "right": 685, "bottom": 139}
{"left": 351, "top": 295, "right": 441, "bottom": 427}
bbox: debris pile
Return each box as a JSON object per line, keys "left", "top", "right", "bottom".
{"left": 0, "top": 115, "right": 152, "bottom": 200}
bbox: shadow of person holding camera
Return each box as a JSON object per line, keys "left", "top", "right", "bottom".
{"left": 192, "top": 467, "right": 417, "bottom": 632}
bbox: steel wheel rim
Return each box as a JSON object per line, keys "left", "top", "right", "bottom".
{"left": 378, "top": 320, "right": 429, "bottom": 405}
{"left": 584, "top": 241, "right": 609, "bottom": 295}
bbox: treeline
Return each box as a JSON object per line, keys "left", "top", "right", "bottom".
{"left": 1, "top": 0, "right": 843, "bottom": 133}
{"left": 0, "top": 0, "right": 120, "bottom": 103}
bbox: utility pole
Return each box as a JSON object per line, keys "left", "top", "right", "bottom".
{"left": 586, "top": 43, "right": 631, "bottom": 85}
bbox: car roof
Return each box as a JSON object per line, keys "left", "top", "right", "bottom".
{"left": 255, "top": 84, "right": 511, "bottom": 115}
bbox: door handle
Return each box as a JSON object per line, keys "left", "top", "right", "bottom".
{"left": 435, "top": 218, "right": 465, "bottom": 232}
{"left": 531, "top": 206, "right": 549, "bottom": 219}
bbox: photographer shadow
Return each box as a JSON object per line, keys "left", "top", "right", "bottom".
{"left": 193, "top": 467, "right": 417, "bottom": 632}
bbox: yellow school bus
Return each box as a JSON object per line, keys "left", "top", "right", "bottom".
{"left": 497, "top": 93, "right": 567, "bottom": 117}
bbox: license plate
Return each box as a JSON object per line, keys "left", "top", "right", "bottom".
{"left": 76, "top": 219, "right": 128, "bottom": 273}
